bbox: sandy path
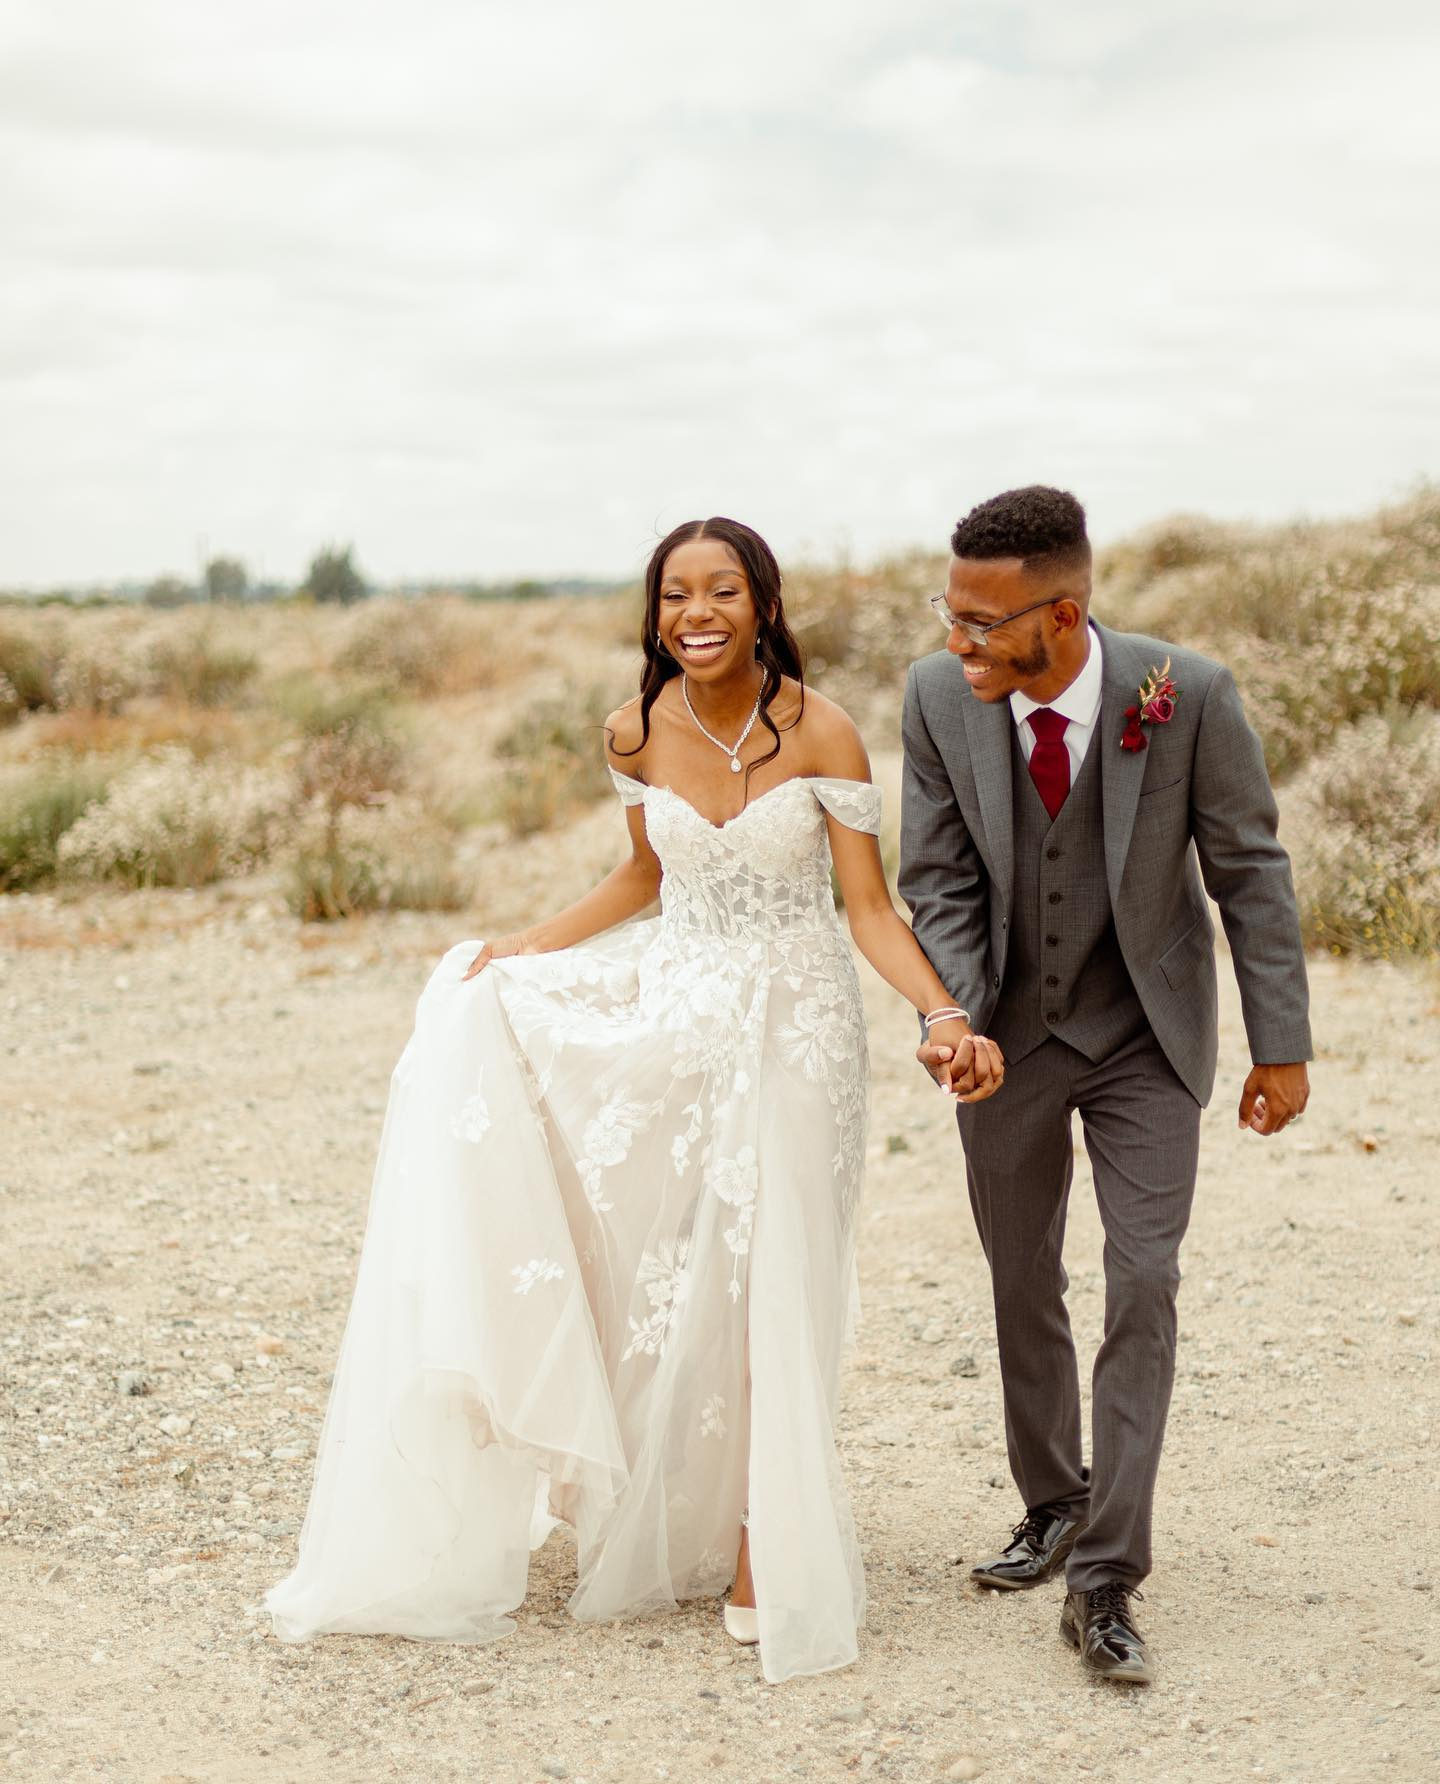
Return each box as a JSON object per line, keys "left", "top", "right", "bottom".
{"left": 3, "top": 793, "right": 1438, "bottom": 1783}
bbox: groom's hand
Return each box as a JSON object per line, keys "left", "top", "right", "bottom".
{"left": 1238, "top": 1062, "right": 1310, "bottom": 1134}
{"left": 918, "top": 1022, "right": 1005, "bottom": 1103}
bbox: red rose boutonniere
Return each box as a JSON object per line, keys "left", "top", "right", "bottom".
{"left": 1121, "top": 658, "right": 1179, "bottom": 752}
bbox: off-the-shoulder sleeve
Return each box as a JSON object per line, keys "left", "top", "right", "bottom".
{"left": 809, "top": 777, "right": 882, "bottom": 836}
{"left": 609, "top": 767, "right": 648, "bottom": 806}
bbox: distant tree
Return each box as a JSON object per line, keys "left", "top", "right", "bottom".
{"left": 301, "top": 545, "right": 369, "bottom": 606}
{"left": 144, "top": 575, "right": 193, "bottom": 609}
{"left": 204, "top": 555, "right": 249, "bottom": 602}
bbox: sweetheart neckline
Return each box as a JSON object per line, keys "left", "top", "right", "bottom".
{"left": 645, "top": 776, "right": 819, "bottom": 833}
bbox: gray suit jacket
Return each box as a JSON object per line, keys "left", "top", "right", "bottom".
{"left": 898, "top": 622, "right": 1312, "bottom": 1106}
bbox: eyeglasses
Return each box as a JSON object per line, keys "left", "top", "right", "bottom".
{"left": 928, "top": 592, "right": 1063, "bottom": 646}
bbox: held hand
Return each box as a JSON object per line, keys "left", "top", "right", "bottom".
{"left": 918, "top": 1020, "right": 1006, "bottom": 1103}
{"left": 461, "top": 933, "right": 539, "bottom": 981}
{"left": 1238, "top": 1062, "right": 1310, "bottom": 1135}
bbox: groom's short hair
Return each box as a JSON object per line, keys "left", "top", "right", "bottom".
{"left": 951, "top": 486, "right": 1090, "bottom": 579}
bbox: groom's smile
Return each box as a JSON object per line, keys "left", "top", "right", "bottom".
{"left": 940, "top": 553, "right": 1092, "bottom": 707}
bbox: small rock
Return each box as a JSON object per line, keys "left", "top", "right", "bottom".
{"left": 919, "top": 1323, "right": 946, "bottom": 1344}
{"left": 987, "top": 1474, "right": 1005, "bottom": 1489}
{"left": 697, "top": 1689, "right": 720, "bottom": 1701}
{"left": 158, "top": 1414, "right": 192, "bottom": 1438}
{"left": 831, "top": 1705, "right": 866, "bottom": 1724}
{"left": 208, "top": 1363, "right": 236, "bottom": 1383}
{"left": 269, "top": 1445, "right": 308, "bottom": 1461}
{"left": 1397, "top": 1312, "right": 1418, "bottom": 1327}
{"left": 171, "top": 1461, "right": 195, "bottom": 1487}
{"left": 461, "top": 1680, "right": 495, "bottom": 1696}
{"left": 945, "top": 1759, "right": 983, "bottom": 1781}
{"left": 40, "top": 1563, "right": 65, "bottom": 1585}
{"left": 643, "top": 1637, "right": 663, "bottom": 1649}
{"left": 949, "top": 1355, "right": 979, "bottom": 1378}
{"left": 1359, "top": 1133, "right": 1379, "bottom": 1152}
{"left": 1252, "top": 1534, "right": 1277, "bottom": 1548}
{"left": 1304, "top": 1591, "right": 1326, "bottom": 1605}
{"left": 255, "top": 1337, "right": 286, "bottom": 1356}
{"left": 117, "top": 1372, "right": 150, "bottom": 1398}
{"left": 885, "top": 1134, "right": 911, "bottom": 1154}
{"left": 540, "top": 1762, "right": 567, "bottom": 1780}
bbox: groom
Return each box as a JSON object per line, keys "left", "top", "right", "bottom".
{"left": 898, "top": 486, "right": 1311, "bottom": 1684}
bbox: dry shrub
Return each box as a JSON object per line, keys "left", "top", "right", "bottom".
{"left": 491, "top": 689, "right": 614, "bottom": 837}
{"left": 292, "top": 690, "right": 407, "bottom": 811}
{"left": 1283, "top": 713, "right": 1440, "bottom": 961}
{"left": 56, "top": 747, "right": 289, "bottom": 888}
{"left": 335, "top": 597, "right": 500, "bottom": 697}
{"left": 784, "top": 550, "right": 940, "bottom": 685}
{"left": 284, "top": 798, "right": 466, "bottom": 920}
{"left": 21, "top": 704, "right": 258, "bottom": 761}
{"left": 148, "top": 619, "right": 259, "bottom": 708}
{"left": 1095, "top": 488, "right": 1440, "bottom": 781}
{"left": 0, "top": 618, "right": 70, "bottom": 722}
{"left": 1096, "top": 515, "right": 1252, "bottom": 604}
{"left": 0, "top": 763, "right": 110, "bottom": 890}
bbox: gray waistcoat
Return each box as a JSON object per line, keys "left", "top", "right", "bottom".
{"left": 988, "top": 726, "right": 1148, "bottom": 1066}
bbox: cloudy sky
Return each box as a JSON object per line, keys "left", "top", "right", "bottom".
{"left": 2, "top": 0, "right": 1435, "bottom": 584}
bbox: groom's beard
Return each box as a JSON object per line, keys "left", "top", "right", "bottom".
{"left": 1008, "top": 630, "right": 1051, "bottom": 681}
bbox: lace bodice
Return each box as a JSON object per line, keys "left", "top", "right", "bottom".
{"left": 609, "top": 771, "right": 882, "bottom": 944}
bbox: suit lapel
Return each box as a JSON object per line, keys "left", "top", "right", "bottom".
{"left": 960, "top": 687, "right": 1015, "bottom": 911}
{"left": 1095, "top": 623, "right": 1148, "bottom": 905}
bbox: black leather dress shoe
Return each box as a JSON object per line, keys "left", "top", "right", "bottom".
{"left": 1060, "top": 1583, "right": 1153, "bottom": 1683}
{"left": 969, "top": 1507, "right": 1085, "bottom": 1590}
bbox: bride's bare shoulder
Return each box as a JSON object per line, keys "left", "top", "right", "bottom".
{"left": 604, "top": 695, "right": 649, "bottom": 769}
{"left": 791, "top": 684, "right": 871, "bottom": 780}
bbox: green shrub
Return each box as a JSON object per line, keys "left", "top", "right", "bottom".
{"left": 284, "top": 799, "right": 465, "bottom": 920}
{"left": 491, "top": 689, "right": 615, "bottom": 836}
{"left": 0, "top": 765, "right": 109, "bottom": 890}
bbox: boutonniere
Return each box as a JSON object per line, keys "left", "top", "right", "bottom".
{"left": 1121, "top": 658, "right": 1179, "bottom": 752}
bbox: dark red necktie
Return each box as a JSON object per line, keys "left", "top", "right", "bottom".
{"left": 1027, "top": 708, "right": 1071, "bottom": 820}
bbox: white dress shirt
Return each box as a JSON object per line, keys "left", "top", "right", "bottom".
{"left": 1009, "top": 624, "right": 1104, "bottom": 782}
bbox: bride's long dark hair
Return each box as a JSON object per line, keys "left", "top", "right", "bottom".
{"left": 612, "top": 517, "right": 806, "bottom": 785}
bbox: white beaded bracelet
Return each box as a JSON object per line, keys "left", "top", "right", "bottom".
{"left": 923, "top": 1006, "right": 972, "bottom": 1029}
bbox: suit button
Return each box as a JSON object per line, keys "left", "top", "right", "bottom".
{"left": 1046, "top": 974, "right": 1059, "bottom": 987}
{"left": 1046, "top": 934, "right": 1059, "bottom": 946}
{"left": 1048, "top": 891, "right": 1062, "bottom": 904}
{"left": 993, "top": 974, "right": 1001, "bottom": 989}
{"left": 1045, "top": 1010, "right": 1059, "bottom": 1023}
{"left": 1046, "top": 846, "right": 1061, "bottom": 860}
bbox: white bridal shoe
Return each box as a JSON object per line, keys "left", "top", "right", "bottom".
{"left": 723, "top": 1602, "right": 759, "bottom": 1645}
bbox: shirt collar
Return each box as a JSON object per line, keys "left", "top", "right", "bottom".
{"left": 1009, "top": 623, "right": 1104, "bottom": 732}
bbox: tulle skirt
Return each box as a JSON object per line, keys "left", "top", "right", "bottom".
{"left": 265, "top": 923, "right": 867, "bottom": 1683}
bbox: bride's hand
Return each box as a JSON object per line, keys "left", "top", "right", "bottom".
{"left": 919, "top": 1020, "right": 1005, "bottom": 1102}
{"left": 462, "top": 933, "right": 538, "bottom": 981}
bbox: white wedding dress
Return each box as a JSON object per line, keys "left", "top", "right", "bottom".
{"left": 265, "top": 769, "right": 881, "bottom": 1683}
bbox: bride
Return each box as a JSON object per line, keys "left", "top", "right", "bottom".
{"left": 265, "top": 516, "right": 1003, "bottom": 1683}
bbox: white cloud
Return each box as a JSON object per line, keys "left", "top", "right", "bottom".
{"left": 0, "top": 0, "right": 1434, "bottom": 582}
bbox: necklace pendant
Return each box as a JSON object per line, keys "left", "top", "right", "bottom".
{"left": 729, "top": 757, "right": 742, "bottom": 773}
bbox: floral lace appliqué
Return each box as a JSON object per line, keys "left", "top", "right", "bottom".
{"left": 512, "top": 1257, "right": 564, "bottom": 1295}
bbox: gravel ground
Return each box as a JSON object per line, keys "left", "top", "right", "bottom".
{"left": 3, "top": 783, "right": 1438, "bottom": 1783}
